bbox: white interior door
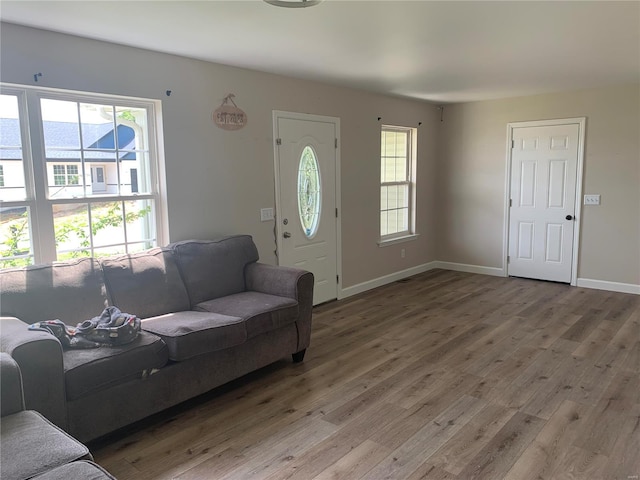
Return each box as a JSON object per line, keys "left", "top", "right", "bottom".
{"left": 274, "top": 112, "right": 339, "bottom": 305}
{"left": 508, "top": 123, "right": 580, "bottom": 283}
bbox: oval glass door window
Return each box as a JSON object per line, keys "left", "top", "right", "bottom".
{"left": 297, "top": 146, "right": 321, "bottom": 238}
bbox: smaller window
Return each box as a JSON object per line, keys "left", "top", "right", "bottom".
{"left": 380, "top": 126, "right": 416, "bottom": 240}
{"left": 53, "top": 164, "right": 79, "bottom": 186}
{"left": 0, "top": 165, "right": 4, "bottom": 187}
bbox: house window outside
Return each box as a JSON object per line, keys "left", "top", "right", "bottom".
{"left": 0, "top": 85, "right": 167, "bottom": 268}
{"left": 0, "top": 165, "right": 4, "bottom": 187}
{"left": 53, "top": 164, "right": 79, "bottom": 186}
{"left": 380, "top": 126, "right": 416, "bottom": 241}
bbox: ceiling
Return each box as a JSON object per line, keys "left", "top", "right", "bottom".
{"left": 1, "top": 0, "right": 639, "bottom": 103}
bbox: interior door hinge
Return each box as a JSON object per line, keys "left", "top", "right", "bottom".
{"left": 507, "top": 256, "right": 510, "bottom": 264}
{"left": 276, "top": 138, "right": 282, "bottom": 146}
{"left": 335, "top": 208, "right": 338, "bottom": 218}
{"left": 509, "top": 199, "right": 512, "bottom": 207}
{"left": 335, "top": 138, "right": 338, "bottom": 149}
{"left": 511, "top": 140, "right": 515, "bottom": 148}
{"left": 336, "top": 275, "right": 339, "bottom": 284}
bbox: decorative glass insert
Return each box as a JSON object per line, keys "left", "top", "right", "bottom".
{"left": 297, "top": 146, "right": 321, "bottom": 238}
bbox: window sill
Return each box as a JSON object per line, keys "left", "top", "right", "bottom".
{"left": 377, "top": 233, "right": 420, "bottom": 247}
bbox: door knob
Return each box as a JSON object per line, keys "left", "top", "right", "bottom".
{"left": 566, "top": 215, "right": 574, "bottom": 221}
{"left": 283, "top": 232, "right": 291, "bottom": 238}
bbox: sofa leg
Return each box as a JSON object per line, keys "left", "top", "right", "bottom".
{"left": 292, "top": 349, "right": 306, "bottom": 363}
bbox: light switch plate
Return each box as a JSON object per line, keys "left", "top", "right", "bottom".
{"left": 584, "top": 194, "right": 601, "bottom": 205}
{"left": 260, "top": 208, "right": 274, "bottom": 221}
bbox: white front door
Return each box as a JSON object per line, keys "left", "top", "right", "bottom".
{"left": 91, "top": 166, "right": 106, "bottom": 193}
{"left": 274, "top": 112, "right": 339, "bottom": 305}
{"left": 508, "top": 122, "right": 580, "bottom": 283}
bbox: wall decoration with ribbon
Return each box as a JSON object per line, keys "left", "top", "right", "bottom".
{"left": 213, "top": 94, "right": 247, "bottom": 131}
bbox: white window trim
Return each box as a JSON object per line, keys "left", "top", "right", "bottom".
{"left": 378, "top": 233, "right": 420, "bottom": 247}
{"left": 379, "top": 124, "right": 417, "bottom": 243}
{"left": 0, "top": 83, "right": 168, "bottom": 264}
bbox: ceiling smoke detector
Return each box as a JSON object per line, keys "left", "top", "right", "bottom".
{"left": 264, "top": 0, "right": 323, "bottom": 8}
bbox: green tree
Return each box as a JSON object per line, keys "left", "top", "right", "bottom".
{"left": 0, "top": 202, "right": 152, "bottom": 267}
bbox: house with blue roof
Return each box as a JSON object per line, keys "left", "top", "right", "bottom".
{"left": 0, "top": 118, "right": 139, "bottom": 200}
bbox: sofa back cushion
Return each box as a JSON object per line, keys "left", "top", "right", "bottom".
{"left": 101, "top": 248, "right": 190, "bottom": 319}
{"left": 170, "top": 236, "right": 259, "bottom": 306}
{"left": 0, "top": 258, "right": 108, "bottom": 326}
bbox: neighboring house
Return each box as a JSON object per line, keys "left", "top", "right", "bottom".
{"left": 0, "top": 118, "right": 139, "bottom": 201}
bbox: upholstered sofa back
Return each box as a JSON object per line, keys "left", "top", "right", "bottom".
{"left": 101, "top": 247, "right": 190, "bottom": 320}
{"left": 0, "top": 235, "right": 260, "bottom": 325}
{"left": 171, "top": 236, "right": 260, "bottom": 307}
{"left": 0, "top": 258, "right": 109, "bottom": 326}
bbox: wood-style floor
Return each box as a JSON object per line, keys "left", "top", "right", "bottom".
{"left": 92, "top": 270, "right": 640, "bottom": 480}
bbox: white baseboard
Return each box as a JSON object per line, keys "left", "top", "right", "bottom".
{"left": 339, "top": 262, "right": 438, "bottom": 299}
{"left": 577, "top": 278, "right": 640, "bottom": 295}
{"left": 339, "top": 262, "right": 638, "bottom": 300}
{"left": 432, "top": 261, "right": 505, "bottom": 277}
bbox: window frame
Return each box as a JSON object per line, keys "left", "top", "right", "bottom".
{"left": 0, "top": 83, "right": 168, "bottom": 265}
{"left": 379, "top": 124, "right": 418, "bottom": 245}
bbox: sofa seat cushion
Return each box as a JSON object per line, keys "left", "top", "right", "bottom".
{"left": 195, "top": 292, "right": 299, "bottom": 339}
{"left": 0, "top": 410, "right": 91, "bottom": 480}
{"left": 31, "top": 461, "right": 116, "bottom": 480}
{"left": 63, "top": 331, "right": 169, "bottom": 400}
{"left": 141, "top": 311, "right": 246, "bottom": 361}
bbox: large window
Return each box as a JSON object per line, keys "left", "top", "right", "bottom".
{"left": 0, "top": 85, "right": 167, "bottom": 268}
{"left": 380, "top": 126, "right": 416, "bottom": 241}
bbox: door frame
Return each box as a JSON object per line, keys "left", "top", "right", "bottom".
{"left": 503, "top": 117, "right": 586, "bottom": 286}
{"left": 272, "top": 110, "right": 343, "bottom": 299}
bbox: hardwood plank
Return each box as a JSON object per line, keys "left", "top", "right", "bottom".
{"left": 595, "top": 309, "right": 640, "bottom": 369}
{"left": 363, "top": 395, "right": 486, "bottom": 479}
{"left": 603, "top": 403, "right": 640, "bottom": 480}
{"left": 310, "top": 440, "right": 390, "bottom": 480}
{"left": 456, "top": 411, "right": 545, "bottom": 479}
{"left": 521, "top": 354, "right": 587, "bottom": 419}
{"left": 546, "top": 446, "right": 609, "bottom": 480}
{"left": 406, "top": 464, "right": 460, "bottom": 480}
{"left": 561, "top": 308, "right": 608, "bottom": 342}
{"left": 370, "top": 372, "right": 486, "bottom": 450}
{"left": 502, "top": 400, "right": 590, "bottom": 480}
{"left": 572, "top": 372, "right": 639, "bottom": 457}
{"left": 427, "top": 403, "right": 516, "bottom": 475}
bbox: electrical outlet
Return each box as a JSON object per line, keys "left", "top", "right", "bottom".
{"left": 260, "top": 208, "right": 274, "bottom": 221}
{"left": 584, "top": 194, "right": 601, "bottom": 205}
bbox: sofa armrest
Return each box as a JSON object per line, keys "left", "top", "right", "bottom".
{"left": 245, "top": 262, "right": 313, "bottom": 299}
{"left": 0, "top": 317, "right": 67, "bottom": 429}
{"left": 0, "top": 352, "right": 24, "bottom": 416}
{"left": 245, "top": 263, "right": 314, "bottom": 353}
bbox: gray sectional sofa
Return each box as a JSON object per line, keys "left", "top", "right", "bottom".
{"left": 0, "top": 235, "right": 314, "bottom": 442}
{"left": 1, "top": 353, "right": 117, "bottom": 480}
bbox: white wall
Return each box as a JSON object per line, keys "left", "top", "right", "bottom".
{"left": 437, "top": 84, "right": 640, "bottom": 288}
{"left": 0, "top": 23, "right": 439, "bottom": 289}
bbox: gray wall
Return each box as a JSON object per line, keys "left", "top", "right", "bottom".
{"left": 0, "top": 23, "right": 439, "bottom": 289}
{"left": 437, "top": 84, "right": 640, "bottom": 286}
